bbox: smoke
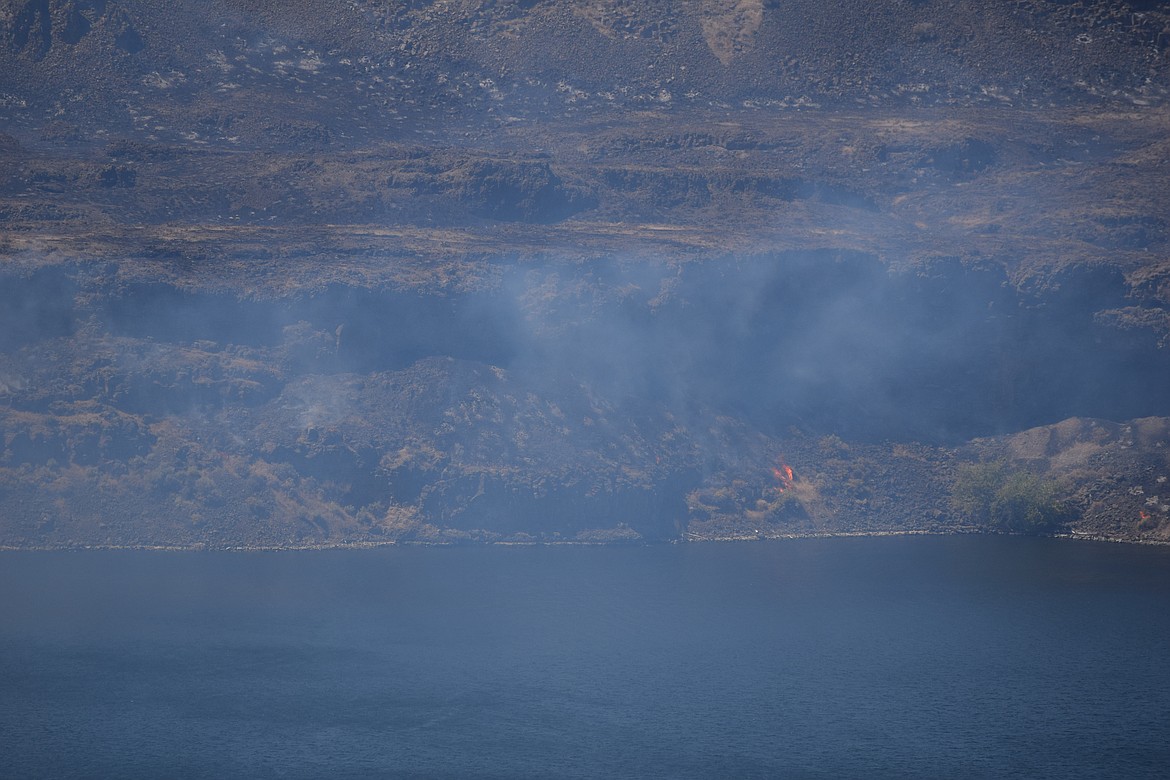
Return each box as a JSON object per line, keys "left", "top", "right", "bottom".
{"left": 468, "top": 251, "right": 1170, "bottom": 445}
{"left": 3, "top": 245, "right": 1168, "bottom": 454}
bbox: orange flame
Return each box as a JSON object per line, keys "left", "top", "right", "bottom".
{"left": 772, "top": 461, "right": 795, "bottom": 491}
{"left": 1140, "top": 511, "right": 1151, "bottom": 521}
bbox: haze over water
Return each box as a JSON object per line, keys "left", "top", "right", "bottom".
{"left": 3, "top": 536, "right": 1169, "bottom": 778}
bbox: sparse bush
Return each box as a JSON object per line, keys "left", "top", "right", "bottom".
{"left": 951, "top": 460, "right": 1068, "bottom": 533}
{"left": 818, "top": 434, "right": 849, "bottom": 455}
{"left": 911, "top": 22, "right": 936, "bottom": 42}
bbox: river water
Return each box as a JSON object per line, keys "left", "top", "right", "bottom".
{"left": 2, "top": 535, "right": 1169, "bottom": 778}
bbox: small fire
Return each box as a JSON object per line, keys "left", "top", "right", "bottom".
{"left": 1140, "top": 510, "right": 1151, "bottom": 521}
{"left": 772, "top": 461, "right": 795, "bottom": 491}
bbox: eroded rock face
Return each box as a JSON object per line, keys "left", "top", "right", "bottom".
{"left": 4, "top": 0, "right": 143, "bottom": 60}
{"left": 2, "top": 0, "right": 1168, "bottom": 155}
{"left": 440, "top": 159, "right": 595, "bottom": 223}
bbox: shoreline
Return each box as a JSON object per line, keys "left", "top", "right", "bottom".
{"left": 3, "top": 527, "right": 1167, "bottom": 552}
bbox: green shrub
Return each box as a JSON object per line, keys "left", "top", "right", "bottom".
{"left": 951, "top": 460, "right": 1067, "bottom": 533}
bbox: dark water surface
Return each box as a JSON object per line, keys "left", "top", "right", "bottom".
{"left": 2, "top": 536, "right": 1169, "bottom": 778}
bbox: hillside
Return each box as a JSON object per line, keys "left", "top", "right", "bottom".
{"left": 2, "top": 0, "right": 1170, "bottom": 547}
